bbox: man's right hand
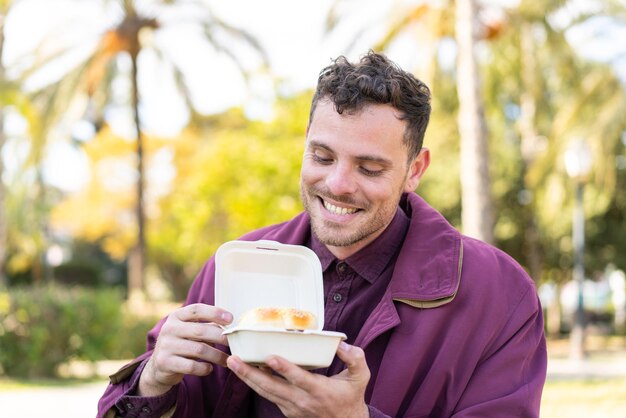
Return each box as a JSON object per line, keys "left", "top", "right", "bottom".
{"left": 138, "top": 303, "right": 233, "bottom": 397}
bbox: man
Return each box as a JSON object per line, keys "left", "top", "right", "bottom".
{"left": 98, "top": 51, "right": 547, "bottom": 417}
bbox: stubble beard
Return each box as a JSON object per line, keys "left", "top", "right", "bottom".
{"left": 300, "top": 185, "right": 389, "bottom": 248}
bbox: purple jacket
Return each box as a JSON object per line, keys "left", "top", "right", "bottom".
{"left": 98, "top": 193, "right": 547, "bottom": 417}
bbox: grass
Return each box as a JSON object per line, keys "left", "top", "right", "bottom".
{"left": 542, "top": 377, "right": 626, "bottom": 417}
{"left": 540, "top": 334, "right": 626, "bottom": 417}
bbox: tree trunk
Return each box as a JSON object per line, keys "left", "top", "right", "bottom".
{"left": 128, "top": 48, "right": 146, "bottom": 298}
{"left": 519, "top": 21, "right": 544, "bottom": 282}
{"left": 0, "top": 113, "right": 6, "bottom": 287}
{"left": 455, "top": 0, "right": 494, "bottom": 243}
{"left": 33, "top": 168, "right": 51, "bottom": 284}
{"left": 0, "top": 12, "right": 8, "bottom": 287}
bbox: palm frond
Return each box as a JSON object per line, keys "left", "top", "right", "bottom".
{"left": 324, "top": 0, "right": 349, "bottom": 33}
{"left": 372, "top": 4, "right": 431, "bottom": 51}
{"left": 202, "top": 10, "right": 269, "bottom": 66}
{"left": 199, "top": 24, "right": 250, "bottom": 83}
{"left": 151, "top": 47, "right": 196, "bottom": 114}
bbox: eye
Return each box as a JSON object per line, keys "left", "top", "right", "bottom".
{"left": 359, "top": 166, "right": 384, "bottom": 177}
{"left": 358, "top": 161, "right": 386, "bottom": 177}
{"left": 312, "top": 149, "right": 333, "bottom": 165}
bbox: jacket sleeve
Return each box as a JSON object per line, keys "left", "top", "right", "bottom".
{"left": 97, "top": 260, "right": 228, "bottom": 417}
{"left": 451, "top": 288, "right": 547, "bottom": 417}
{"left": 96, "top": 326, "right": 176, "bottom": 418}
{"left": 97, "top": 356, "right": 178, "bottom": 418}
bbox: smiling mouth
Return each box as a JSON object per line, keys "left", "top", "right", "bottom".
{"left": 321, "top": 199, "right": 359, "bottom": 215}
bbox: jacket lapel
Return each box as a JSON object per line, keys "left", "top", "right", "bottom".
{"left": 355, "top": 193, "right": 463, "bottom": 349}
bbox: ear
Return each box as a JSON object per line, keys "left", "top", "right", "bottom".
{"left": 403, "top": 148, "right": 430, "bottom": 192}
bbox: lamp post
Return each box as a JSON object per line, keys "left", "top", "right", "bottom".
{"left": 564, "top": 138, "right": 592, "bottom": 361}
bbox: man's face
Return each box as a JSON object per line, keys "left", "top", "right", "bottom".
{"left": 300, "top": 100, "right": 429, "bottom": 259}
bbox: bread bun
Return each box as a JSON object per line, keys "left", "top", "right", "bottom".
{"left": 238, "top": 307, "right": 317, "bottom": 330}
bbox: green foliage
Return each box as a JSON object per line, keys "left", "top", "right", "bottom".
{"left": 418, "top": 71, "right": 462, "bottom": 226}
{"left": 3, "top": 174, "right": 54, "bottom": 285}
{"left": 52, "top": 240, "right": 127, "bottom": 287}
{"left": 481, "top": 4, "right": 626, "bottom": 280}
{"left": 149, "top": 98, "right": 307, "bottom": 297}
{"left": 0, "top": 285, "right": 157, "bottom": 378}
{"left": 52, "top": 261, "right": 102, "bottom": 286}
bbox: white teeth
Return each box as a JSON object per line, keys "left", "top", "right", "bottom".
{"left": 323, "top": 200, "right": 358, "bottom": 215}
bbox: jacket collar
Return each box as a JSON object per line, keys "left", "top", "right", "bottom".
{"left": 390, "top": 193, "right": 462, "bottom": 308}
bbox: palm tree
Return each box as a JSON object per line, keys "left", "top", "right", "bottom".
{"left": 17, "top": 0, "right": 267, "bottom": 296}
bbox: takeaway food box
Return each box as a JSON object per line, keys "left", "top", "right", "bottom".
{"left": 215, "top": 240, "right": 346, "bottom": 369}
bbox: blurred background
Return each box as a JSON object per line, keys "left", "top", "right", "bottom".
{"left": 0, "top": 0, "right": 625, "bottom": 416}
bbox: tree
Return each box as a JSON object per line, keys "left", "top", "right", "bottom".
{"left": 51, "top": 94, "right": 309, "bottom": 300}
{"left": 156, "top": 97, "right": 307, "bottom": 298}
{"left": 481, "top": 0, "right": 626, "bottom": 280}
{"left": 12, "top": 0, "right": 266, "bottom": 296}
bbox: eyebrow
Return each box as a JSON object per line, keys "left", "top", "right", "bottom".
{"left": 308, "top": 140, "right": 393, "bottom": 167}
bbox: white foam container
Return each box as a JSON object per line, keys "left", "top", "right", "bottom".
{"left": 215, "top": 240, "right": 346, "bottom": 368}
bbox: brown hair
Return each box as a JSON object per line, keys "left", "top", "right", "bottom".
{"left": 309, "top": 51, "right": 431, "bottom": 161}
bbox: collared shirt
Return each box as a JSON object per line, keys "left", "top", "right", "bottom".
{"left": 253, "top": 208, "right": 409, "bottom": 417}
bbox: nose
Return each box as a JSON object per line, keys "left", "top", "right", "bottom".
{"left": 325, "top": 163, "right": 357, "bottom": 195}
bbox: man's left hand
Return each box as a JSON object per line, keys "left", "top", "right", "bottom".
{"left": 226, "top": 341, "right": 370, "bottom": 418}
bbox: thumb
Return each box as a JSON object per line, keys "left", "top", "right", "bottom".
{"left": 336, "top": 342, "right": 370, "bottom": 381}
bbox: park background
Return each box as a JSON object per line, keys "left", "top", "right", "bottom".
{"left": 1, "top": 0, "right": 626, "bottom": 416}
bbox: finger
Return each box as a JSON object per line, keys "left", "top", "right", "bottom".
{"left": 175, "top": 303, "right": 233, "bottom": 326}
{"left": 173, "top": 321, "right": 229, "bottom": 346}
{"left": 227, "top": 356, "right": 294, "bottom": 406}
{"left": 155, "top": 354, "right": 213, "bottom": 378}
{"left": 168, "top": 339, "right": 230, "bottom": 367}
{"left": 335, "top": 342, "right": 370, "bottom": 380}
{"left": 264, "top": 355, "right": 317, "bottom": 391}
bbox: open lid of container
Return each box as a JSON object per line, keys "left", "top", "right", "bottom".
{"left": 215, "top": 240, "right": 325, "bottom": 332}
